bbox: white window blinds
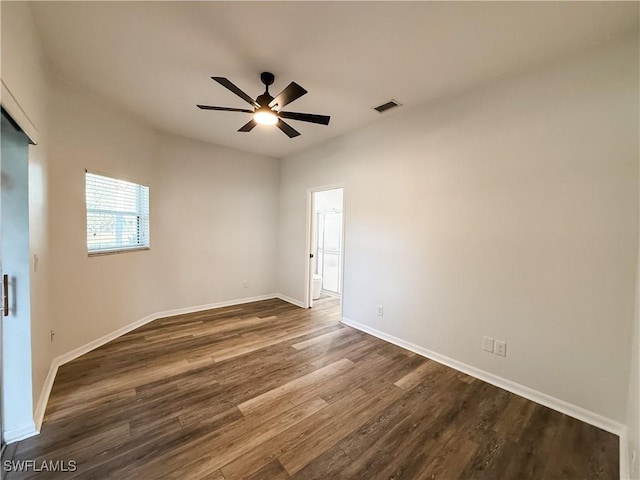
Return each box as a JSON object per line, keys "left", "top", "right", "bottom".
{"left": 85, "top": 171, "right": 150, "bottom": 254}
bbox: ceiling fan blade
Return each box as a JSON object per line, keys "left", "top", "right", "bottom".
{"left": 277, "top": 119, "right": 301, "bottom": 138}
{"left": 279, "top": 111, "right": 330, "bottom": 125}
{"left": 197, "top": 105, "right": 253, "bottom": 113}
{"left": 269, "top": 82, "right": 307, "bottom": 110}
{"left": 238, "top": 119, "right": 257, "bottom": 132}
{"left": 212, "top": 77, "right": 260, "bottom": 108}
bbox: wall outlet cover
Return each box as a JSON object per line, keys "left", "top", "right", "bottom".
{"left": 495, "top": 340, "right": 507, "bottom": 357}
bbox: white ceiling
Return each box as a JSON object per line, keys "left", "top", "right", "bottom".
{"left": 31, "top": 1, "right": 638, "bottom": 159}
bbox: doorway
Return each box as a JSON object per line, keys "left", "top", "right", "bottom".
{"left": 307, "top": 186, "right": 344, "bottom": 309}
{"left": 1, "top": 109, "right": 35, "bottom": 447}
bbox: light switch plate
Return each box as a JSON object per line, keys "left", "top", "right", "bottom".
{"left": 482, "top": 336, "right": 495, "bottom": 353}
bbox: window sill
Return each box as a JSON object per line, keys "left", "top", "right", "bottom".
{"left": 88, "top": 246, "right": 150, "bottom": 257}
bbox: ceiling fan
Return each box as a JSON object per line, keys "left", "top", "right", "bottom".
{"left": 197, "top": 72, "right": 330, "bottom": 138}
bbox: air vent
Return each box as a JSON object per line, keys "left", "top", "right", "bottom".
{"left": 373, "top": 99, "right": 402, "bottom": 113}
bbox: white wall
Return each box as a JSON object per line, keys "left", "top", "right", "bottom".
{"left": 149, "top": 133, "right": 279, "bottom": 312}
{"left": 47, "top": 77, "right": 279, "bottom": 358}
{"left": 47, "top": 76, "right": 160, "bottom": 357}
{"left": 278, "top": 35, "right": 639, "bottom": 423}
{"left": 1, "top": 1, "right": 53, "bottom": 438}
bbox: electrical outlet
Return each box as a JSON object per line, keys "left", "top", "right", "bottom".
{"left": 482, "top": 336, "right": 495, "bottom": 353}
{"left": 632, "top": 450, "right": 636, "bottom": 464}
{"left": 33, "top": 253, "right": 39, "bottom": 272}
{"left": 495, "top": 340, "right": 507, "bottom": 357}
{"left": 376, "top": 305, "right": 384, "bottom": 316}
{"left": 242, "top": 280, "right": 248, "bottom": 288}
{"left": 50, "top": 330, "right": 55, "bottom": 343}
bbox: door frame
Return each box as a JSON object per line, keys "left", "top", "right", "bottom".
{"left": 304, "top": 183, "right": 346, "bottom": 316}
{"left": 1, "top": 81, "right": 39, "bottom": 146}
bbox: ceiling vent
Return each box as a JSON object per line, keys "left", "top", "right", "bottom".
{"left": 373, "top": 99, "right": 402, "bottom": 113}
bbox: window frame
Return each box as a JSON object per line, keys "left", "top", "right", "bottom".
{"left": 85, "top": 169, "right": 150, "bottom": 256}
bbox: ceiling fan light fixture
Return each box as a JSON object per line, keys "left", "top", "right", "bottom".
{"left": 198, "top": 73, "right": 329, "bottom": 138}
{"left": 254, "top": 108, "right": 278, "bottom": 126}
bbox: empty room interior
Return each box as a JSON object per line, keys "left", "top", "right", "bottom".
{"left": 1, "top": 1, "right": 640, "bottom": 479}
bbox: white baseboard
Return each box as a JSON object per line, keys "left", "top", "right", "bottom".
{"left": 34, "top": 361, "right": 60, "bottom": 432}
{"left": 620, "top": 428, "right": 630, "bottom": 480}
{"left": 24, "top": 300, "right": 629, "bottom": 478}
{"left": 320, "top": 290, "right": 340, "bottom": 299}
{"left": 33, "top": 293, "right": 305, "bottom": 433}
{"left": 340, "top": 316, "right": 625, "bottom": 437}
{"left": 4, "top": 421, "right": 37, "bottom": 444}
{"left": 53, "top": 293, "right": 281, "bottom": 367}
{"left": 276, "top": 293, "right": 307, "bottom": 309}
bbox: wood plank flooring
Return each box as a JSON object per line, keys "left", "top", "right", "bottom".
{"left": 4, "top": 297, "right": 618, "bottom": 479}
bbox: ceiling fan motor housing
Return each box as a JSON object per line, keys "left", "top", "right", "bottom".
{"left": 256, "top": 93, "right": 274, "bottom": 108}
{"left": 260, "top": 72, "right": 275, "bottom": 87}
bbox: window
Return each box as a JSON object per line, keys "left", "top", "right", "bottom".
{"left": 85, "top": 171, "right": 150, "bottom": 254}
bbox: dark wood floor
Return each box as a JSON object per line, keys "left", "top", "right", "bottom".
{"left": 5, "top": 297, "right": 618, "bottom": 479}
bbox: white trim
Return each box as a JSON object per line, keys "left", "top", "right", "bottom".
{"left": 320, "top": 290, "right": 340, "bottom": 299}
{"left": 33, "top": 293, "right": 306, "bottom": 432}
{"left": 55, "top": 294, "right": 279, "bottom": 367}
{"left": 4, "top": 421, "right": 37, "bottom": 444}
{"left": 34, "top": 362, "right": 60, "bottom": 432}
{"left": 620, "top": 428, "right": 630, "bottom": 480}
{"left": 1, "top": 80, "right": 39, "bottom": 144}
{"left": 25, "top": 297, "right": 626, "bottom": 478}
{"left": 341, "top": 316, "right": 626, "bottom": 437}
{"left": 276, "top": 293, "right": 307, "bottom": 309}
